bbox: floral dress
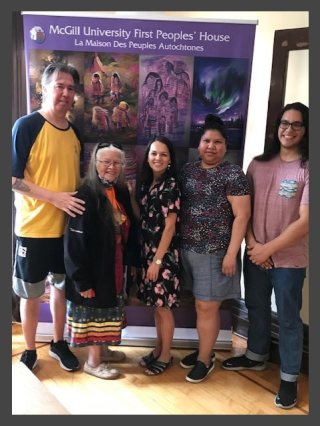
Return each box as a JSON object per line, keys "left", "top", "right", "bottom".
{"left": 137, "top": 177, "right": 180, "bottom": 309}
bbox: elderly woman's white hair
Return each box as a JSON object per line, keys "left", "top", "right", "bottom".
{"left": 84, "top": 142, "right": 126, "bottom": 190}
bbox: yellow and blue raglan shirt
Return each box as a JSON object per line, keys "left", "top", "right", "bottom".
{"left": 12, "top": 111, "right": 82, "bottom": 238}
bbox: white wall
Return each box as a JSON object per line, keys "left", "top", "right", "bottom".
{"left": 285, "top": 50, "right": 309, "bottom": 106}
{"left": 26, "top": 11, "right": 309, "bottom": 323}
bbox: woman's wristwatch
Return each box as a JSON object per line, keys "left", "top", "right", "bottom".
{"left": 153, "top": 256, "right": 162, "bottom": 265}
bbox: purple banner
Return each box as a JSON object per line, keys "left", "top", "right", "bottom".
{"left": 22, "top": 14, "right": 256, "bottom": 336}
{"left": 23, "top": 14, "right": 255, "bottom": 58}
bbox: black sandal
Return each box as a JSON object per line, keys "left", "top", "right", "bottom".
{"left": 139, "top": 351, "right": 160, "bottom": 367}
{"left": 143, "top": 357, "right": 173, "bottom": 376}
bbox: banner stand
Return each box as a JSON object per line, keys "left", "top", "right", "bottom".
{"left": 36, "top": 324, "right": 232, "bottom": 350}
{"left": 23, "top": 13, "right": 256, "bottom": 352}
{"left": 36, "top": 303, "right": 233, "bottom": 349}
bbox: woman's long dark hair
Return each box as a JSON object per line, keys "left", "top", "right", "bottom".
{"left": 141, "top": 136, "right": 177, "bottom": 186}
{"left": 255, "top": 102, "right": 309, "bottom": 167}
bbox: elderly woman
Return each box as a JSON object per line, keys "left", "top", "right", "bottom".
{"left": 64, "top": 142, "right": 138, "bottom": 380}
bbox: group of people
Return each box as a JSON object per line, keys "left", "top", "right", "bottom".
{"left": 12, "top": 62, "right": 309, "bottom": 411}
{"left": 140, "top": 71, "right": 181, "bottom": 140}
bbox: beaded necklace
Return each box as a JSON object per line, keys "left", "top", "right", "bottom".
{"left": 105, "top": 187, "right": 126, "bottom": 225}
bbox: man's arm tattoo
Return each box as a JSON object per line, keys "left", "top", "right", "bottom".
{"left": 12, "top": 178, "right": 30, "bottom": 192}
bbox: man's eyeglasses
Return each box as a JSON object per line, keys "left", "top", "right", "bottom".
{"left": 97, "top": 141, "right": 123, "bottom": 151}
{"left": 279, "top": 120, "right": 304, "bottom": 131}
{"left": 97, "top": 159, "right": 123, "bottom": 168}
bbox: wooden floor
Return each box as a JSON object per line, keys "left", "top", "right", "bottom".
{"left": 12, "top": 322, "right": 309, "bottom": 415}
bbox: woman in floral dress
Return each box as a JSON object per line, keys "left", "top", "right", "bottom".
{"left": 137, "top": 136, "right": 180, "bottom": 376}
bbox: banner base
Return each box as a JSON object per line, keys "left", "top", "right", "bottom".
{"left": 36, "top": 323, "right": 232, "bottom": 350}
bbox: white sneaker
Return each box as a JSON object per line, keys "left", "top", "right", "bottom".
{"left": 83, "top": 362, "right": 120, "bottom": 380}
{"left": 101, "top": 350, "right": 126, "bottom": 363}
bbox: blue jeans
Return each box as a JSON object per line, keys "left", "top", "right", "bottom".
{"left": 243, "top": 252, "right": 306, "bottom": 381}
